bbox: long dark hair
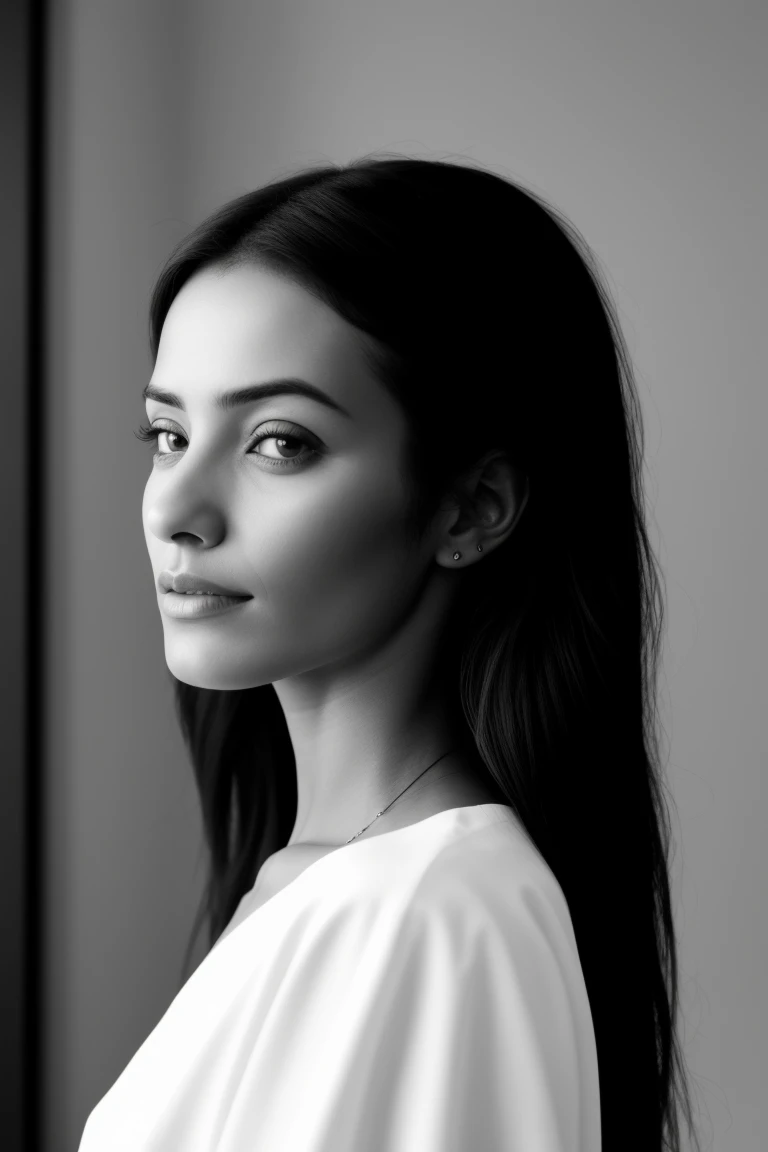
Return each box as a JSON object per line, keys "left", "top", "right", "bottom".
{"left": 144, "top": 154, "right": 700, "bottom": 1152}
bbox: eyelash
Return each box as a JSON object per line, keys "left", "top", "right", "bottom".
{"left": 133, "top": 420, "right": 321, "bottom": 470}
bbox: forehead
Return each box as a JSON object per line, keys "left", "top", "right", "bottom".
{"left": 153, "top": 264, "right": 376, "bottom": 404}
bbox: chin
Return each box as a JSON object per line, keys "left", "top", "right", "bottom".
{"left": 166, "top": 666, "right": 250, "bottom": 691}
{"left": 163, "top": 644, "right": 266, "bottom": 692}
{"left": 162, "top": 633, "right": 299, "bottom": 692}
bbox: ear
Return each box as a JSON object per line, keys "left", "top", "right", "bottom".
{"left": 434, "top": 450, "right": 530, "bottom": 569}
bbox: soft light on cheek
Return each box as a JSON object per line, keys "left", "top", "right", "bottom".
{"left": 259, "top": 487, "right": 413, "bottom": 624}
{"left": 286, "top": 477, "right": 407, "bottom": 564}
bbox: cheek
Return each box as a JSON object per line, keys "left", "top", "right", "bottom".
{"left": 245, "top": 468, "right": 416, "bottom": 651}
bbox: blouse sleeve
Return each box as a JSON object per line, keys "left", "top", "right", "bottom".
{"left": 215, "top": 874, "right": 601, "bottom": 1152}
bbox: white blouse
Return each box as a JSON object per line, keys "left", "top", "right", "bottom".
{"left": 78, "top": 803, "right": 601, "bottom": 1151}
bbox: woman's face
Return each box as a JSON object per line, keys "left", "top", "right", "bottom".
{"left": 142, "top": 263, "right": 438, "bottom": 690}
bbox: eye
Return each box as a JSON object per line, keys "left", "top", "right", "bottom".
{"left": 133, "top": 420, "right": 321, "bottom": 471}
{"left": 134, "top": 423, "right": 187, "bottom": 454}
{"left": 250, "top": 424, "right": 320, "bottom": 468}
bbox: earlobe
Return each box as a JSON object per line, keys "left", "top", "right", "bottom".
{"left": 450, "top": 540, "right": 484, "bottom": 563}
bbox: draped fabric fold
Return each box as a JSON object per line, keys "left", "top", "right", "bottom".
{"left": 79, "top": 804, "right": 601, "bottom": 1152}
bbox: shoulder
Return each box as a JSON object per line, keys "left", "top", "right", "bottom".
{"left": 328, "top": 809, "right": 581, "bottom": 987}
{"left": 398, "top": 814, "right": 582, "bottom": 976}
{"left": 380, "top": 817, "right": 598, "bottom": 1091}
{"left": 309, "top": 813, "right": 598, "bottom": 1112}
{"left": 288, "top": 807, "right": 585, "bottom": 1014}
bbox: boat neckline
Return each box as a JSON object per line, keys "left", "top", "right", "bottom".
{"left": 213, "top": 802, "right": 515, "bottom": 948}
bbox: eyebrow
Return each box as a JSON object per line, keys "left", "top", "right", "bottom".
{"left": 142, "top": 378, "right": 352, "bottom": 419}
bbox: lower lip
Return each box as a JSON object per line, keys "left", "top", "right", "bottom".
{"left": 160, "top": 592, "right": 252, "bottom": 619}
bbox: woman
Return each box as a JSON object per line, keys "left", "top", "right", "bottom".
{"left": 79, "top": 155, "right": 699, "bottom": 1151}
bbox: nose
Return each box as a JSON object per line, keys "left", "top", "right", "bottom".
{"left": 143, "top": 474, "right": 227, "bottom": 549}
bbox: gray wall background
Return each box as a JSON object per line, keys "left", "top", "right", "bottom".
{"left": 44, "top": 1, "right": 766, "bottom": 1149}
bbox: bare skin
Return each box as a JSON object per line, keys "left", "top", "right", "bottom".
{"left": 142, "top": 263, "right": 528, "bottom": 910}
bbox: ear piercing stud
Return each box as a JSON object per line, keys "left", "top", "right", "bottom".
{"left": 453, "top": 544, "right": 483, "bottom": 561}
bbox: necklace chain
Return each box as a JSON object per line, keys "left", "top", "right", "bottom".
{"left": 344, "top": 749, "right": 456, "bottom": 844}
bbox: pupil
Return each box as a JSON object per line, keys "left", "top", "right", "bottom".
{"left": 275, "top": 436, "right": 300, "bottom": 458}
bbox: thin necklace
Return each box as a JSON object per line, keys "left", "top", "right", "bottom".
{"left": 344, "top": 749, "right": 456, "bottom": 844}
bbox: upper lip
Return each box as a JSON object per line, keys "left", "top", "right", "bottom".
{"left": 158, "top": 571, "right": 253, "bottom": 597}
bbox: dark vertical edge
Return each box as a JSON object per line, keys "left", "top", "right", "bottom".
{"left": 0, "top": 1, "right": 37, "bottom": 1148}
{"left": 25, "top": 0, "right": 49, "bottom": 1149}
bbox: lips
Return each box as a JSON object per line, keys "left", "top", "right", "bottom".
{"left": 158, "top": 570, "right": 253, "bottom": 597}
